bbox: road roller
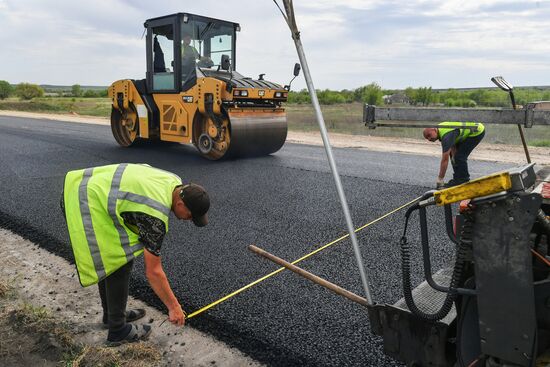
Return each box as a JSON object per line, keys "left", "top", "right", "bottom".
{"left": 108, "top": 13, "right": 297, "bottom": 159}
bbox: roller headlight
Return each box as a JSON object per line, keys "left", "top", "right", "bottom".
{"left": 241, "top": 90, "right": 248, "bottom": 97}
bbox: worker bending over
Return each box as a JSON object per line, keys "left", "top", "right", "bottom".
{"left": 61, "top": 163, "right": 210, "bottom": 345}
{"left": 423, "top": 122, "right": 485, "bottom": 188}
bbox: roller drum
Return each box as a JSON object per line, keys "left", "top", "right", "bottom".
{"left": 226, "top": 109, "right": 287, "bottom": 157}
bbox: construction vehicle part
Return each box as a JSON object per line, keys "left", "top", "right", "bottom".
{"left": 433, "top": 163, "right": 536, "bottom": 206}
{"left": 373, "top": 164, "right": 550, "bottom": 367}
{"left": 367, "top": 270, "right": 458, "bottom": 367}
{"left": 444, "top": 204, "right": 459, "bottom": 244}
{"left": 473, "top": 192, "right": 542, "bottom": 366}
{"left": 108, "top": 12, "right": 292, "bottom": 160}
{"left": 225, "top": 109, "right": 287, "bottom": 157}
{"left": 111, "top": 105, "right": 139, "bottom": 147}
{"left": 363, "top": 103, "right": 550, "bottom": 129}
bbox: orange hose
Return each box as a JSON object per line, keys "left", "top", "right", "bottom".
{"left": 531, "top": 249, "right": 550, "bottom": 267}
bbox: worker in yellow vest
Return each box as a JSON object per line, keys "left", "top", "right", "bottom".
{"left": 423, "top": 122, "right": 485, "bottom": 188}
{"left": 61, "top": 163, "right": 210, "bottom": 345}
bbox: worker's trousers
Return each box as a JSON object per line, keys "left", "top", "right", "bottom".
{"left": 98, "top": 260, "right": 134, "bottom": 334}
{"left": 452, "top": 131, "right": 485, "bottom": 182}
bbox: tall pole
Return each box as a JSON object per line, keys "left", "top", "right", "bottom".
{"left": 277, "top": 0, "right": 373, "bottom": 304}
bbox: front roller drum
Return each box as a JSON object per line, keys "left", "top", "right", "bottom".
{"left": 193, "top": 110, "right": 287, "bottom": 160}
{"left": 225, "top": 110, "right": 287, "bottom": 158}
{"left": 111, "top": 106, "right": 139, "bottom": 147}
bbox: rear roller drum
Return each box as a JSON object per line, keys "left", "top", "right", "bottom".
{"left": 111, "top": 106, "right": 139, "bottom": 147}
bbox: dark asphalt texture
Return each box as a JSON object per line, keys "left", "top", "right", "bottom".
{"left": 0, "top": 116, "right": 510, "bottom": 366}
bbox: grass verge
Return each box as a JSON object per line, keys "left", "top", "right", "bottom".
{"left": 530, "top": 140, "right": 550, "bottom": 147}
{"left": 0, "top": 286, "right": 160, "bottom": 367}
{"left": 0, "top": 97, "right": 111, "bottom": 116}
{"left": 0, "top": 279, "right": 10, "bottom": 298}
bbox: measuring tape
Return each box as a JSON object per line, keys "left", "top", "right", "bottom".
{"left": 186, "top": 195, "right": 422, "bottom": 319}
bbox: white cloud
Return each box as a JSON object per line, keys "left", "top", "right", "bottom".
{"left": 0, "top": 0, "right": 549, "bottom": 89}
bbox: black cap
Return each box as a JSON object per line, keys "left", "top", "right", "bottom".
{"left": 180, "top": 184, "right": 210, "bottom": 227}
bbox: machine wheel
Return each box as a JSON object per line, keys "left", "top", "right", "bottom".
{"left": 192, "top": 115, "right": 230, "bottom": 160}
{"left": 111, "top": 106, "right": 139, "bottom": 147}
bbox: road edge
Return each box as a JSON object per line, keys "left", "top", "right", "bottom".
{"left": 0, "top": 228, "right": 263, "bottom": 367}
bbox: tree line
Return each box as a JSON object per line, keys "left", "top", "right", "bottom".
{"left": 0, "top": 81, "right": 108, "bottom": 100}
{"left": 2, "top": 79, "right": 549, "bottom": 107}
{"left": 288, "top": 83, "right": 550, "bottom": 107}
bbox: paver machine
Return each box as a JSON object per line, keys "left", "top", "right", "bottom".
{"left": 108, "top": 13, "right": 299, "bottom": 159}
{"left": 250, "top": 87, "right": 550, "bottom": 365}
{"left": 359, "top": 92, "right": 550, "bottom": 366}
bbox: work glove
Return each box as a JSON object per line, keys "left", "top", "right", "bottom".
{"left": 436, "top": 178, "right": 445, "bottom": 189}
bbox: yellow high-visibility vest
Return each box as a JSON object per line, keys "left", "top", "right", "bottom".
{"left": 438, "top": 121, "right": 485, "bottom": 144}
{"left": 63, "top": 163, "right": 182, "bottom": 287}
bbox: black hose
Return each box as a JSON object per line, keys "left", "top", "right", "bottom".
{"left": 400, "top": 206, "right": 472, "bottom": 321}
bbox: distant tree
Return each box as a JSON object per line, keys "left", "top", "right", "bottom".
{"left": 287, "top": 89, "right": 311, "bottom": 104}
{"left": 98, "top": 89, "right": 109, "bottom": 98}
{"left": 354, "top": 83, "right": 383, "bottom": 105}
{"left": 72, "top": 84, "right": 82, "bottom": 97}
{"left": 468, "top": 89, "right": 490, "bottom": 106}
{"left": 15, "top": 83, "right": 44, "bottom": 100}
{"left": 317, "top": 89, "right": 346, "bottom": 105}
{"left": 0, "top": 80, "right": 13, "bottom": 100}
{"left": 415, "top": 87, "right": 433, "bottom": 106}
{"left": 404, "top": 87, "right": 416, "bottom": 103}
{"left": 83, "top": 89, "right": 97, "bottom": 98}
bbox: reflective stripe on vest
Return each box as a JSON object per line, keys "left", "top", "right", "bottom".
{"left": 64, "top": 163, "right": 182, "bottom": 287}
{"left": 437, "top": 121, "right": 485, "bottom": 144}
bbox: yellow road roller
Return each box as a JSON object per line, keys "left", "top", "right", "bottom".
{"left": 109, "top": 13, "right": 298, "bottom": 159}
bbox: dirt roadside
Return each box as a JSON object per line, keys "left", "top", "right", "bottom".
{"left": 0, "top": 229, "right": 261, "bottom": 367}
{"left": 1, "top": 110, "right": 548, "bottom": 165}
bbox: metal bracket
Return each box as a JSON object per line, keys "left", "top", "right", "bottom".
{"left": 524, "top": 102, "right": 537, "bottom": 128}
{"left": 364, "top": 104, "right": 550, "bottom": 129}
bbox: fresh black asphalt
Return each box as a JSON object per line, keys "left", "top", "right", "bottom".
{"left": 0, "top": 116, "right": 511, "bottom": 366}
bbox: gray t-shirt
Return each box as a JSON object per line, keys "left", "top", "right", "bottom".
{"left": 440, "top": 129, "right": 459, "bottom": 153}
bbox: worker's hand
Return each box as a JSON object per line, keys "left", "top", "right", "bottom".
{"left": 436, "top": 178, "right": 445, "bottom": 189}
{"left": 168, "top": 304, "right": 186, "bottom": 327}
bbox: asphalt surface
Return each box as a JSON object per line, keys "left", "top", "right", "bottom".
{"left": 0, "top": 116, "right": 511, "bottom": 366}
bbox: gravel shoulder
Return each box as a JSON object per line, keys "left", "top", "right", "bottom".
{"left": 0, "top": 228, "right": 261, "bottom": 367}
{"left": 1, "top": 109, "right": 547, "bottom": 166}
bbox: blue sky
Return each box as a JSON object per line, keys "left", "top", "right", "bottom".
{"left": 0, "top": 0, "right": 549, "bottom": 90}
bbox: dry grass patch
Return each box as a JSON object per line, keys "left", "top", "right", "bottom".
{"left": 0, "top": 280, "right": 10, "bottom": 298}
{"left": 2, "top": 303, "right": 161, "bottom": 367}
{"left": 71, "top": 342, "right": 161, "bottom": 367}
{"left": 10, "top": 304, "right": 79, "bottom": 357}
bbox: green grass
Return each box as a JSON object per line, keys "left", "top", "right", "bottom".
{"left": 0, "top": 97, "right": 111, "bottom": 117}
{"left": 1, "top": 98, "right": 549, "bottom": 146}
{"left": 286, "top": 102, "right": 550, "bottom": 145}
{"left": 530, "top": 140, "right": 550, "bottom": 147}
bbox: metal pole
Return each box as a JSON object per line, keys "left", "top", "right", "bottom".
{"left": 517, "top": 124, "right": 532, "bottom": 163}
{"left": 278, "top": 0, "right": 373, "bottom": 304}
{"left": 509, "top": 90, "right": 532, "bottom": 164}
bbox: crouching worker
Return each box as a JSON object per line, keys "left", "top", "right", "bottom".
{"left": 61, "top": 163, "right": 210, "bottom": 345}
{"left": 423, "top": 121, "right": 485, "bottom": 188}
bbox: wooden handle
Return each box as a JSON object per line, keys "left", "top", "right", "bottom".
{"left": 248, "top": 245, "right": 369, "bottom": 307}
